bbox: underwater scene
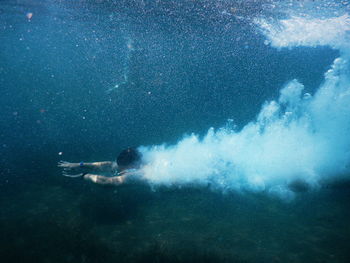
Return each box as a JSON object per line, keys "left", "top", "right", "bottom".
{"left": 1, "top": 0, "right": 350, "bottom": 262}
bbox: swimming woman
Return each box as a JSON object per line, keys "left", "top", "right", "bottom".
{"left": 58, "top": 148, "right": 142, "bottom": 186}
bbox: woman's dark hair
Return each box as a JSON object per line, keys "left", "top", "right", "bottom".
{"left": 117, "top": 147, "right": 141, "bottom": 168}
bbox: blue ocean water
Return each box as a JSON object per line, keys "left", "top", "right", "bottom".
{"left": 1, "top": 0, "right": 350, "bottom": 262}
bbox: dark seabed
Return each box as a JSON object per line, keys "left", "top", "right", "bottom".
{"left": 1, "top": 0, "right": 350, "bottom": 262}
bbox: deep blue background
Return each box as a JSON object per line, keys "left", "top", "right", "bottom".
{"left": 1, "top": 1, "right": 350, "bottom": 263}
{"left": 0, "top": 0, "right": 338, "bottom": 188}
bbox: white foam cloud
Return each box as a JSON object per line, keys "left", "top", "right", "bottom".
{"left": 256, "top": 14, "right": 350, "bottom": 50}
{"left": 138, "top": 14, "right": 350, "bottom": 200}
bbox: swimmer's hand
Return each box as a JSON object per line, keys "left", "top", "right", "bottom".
{"left": 58, "top": 161, "right": 81, "bottom": 170}
{"left": 58, "top": 161, "right": 85, "bottom": 178}
{"left": 62, "top": 172, "right": 85, "bottom": 178}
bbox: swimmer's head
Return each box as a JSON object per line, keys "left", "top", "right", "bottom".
{"left": 117, "top": 147, "right": 142, "bottom": 169}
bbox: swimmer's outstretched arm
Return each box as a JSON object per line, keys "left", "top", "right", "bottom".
{"left": 83, "top": 169, "right": 141, "bottom": 186}
{"left": 83, "top": 174, "right": 127, "bottom": 186}
{"left": 58, "top": 161, "right": 116, "bottom": 172}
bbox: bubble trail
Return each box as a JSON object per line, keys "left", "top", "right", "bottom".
{"left": 138, "top": 14, "right": 350, "bottom": 200}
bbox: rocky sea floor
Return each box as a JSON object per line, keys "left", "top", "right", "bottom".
{"left": 1, "top": 175, "right": 350, "bottom": 263}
